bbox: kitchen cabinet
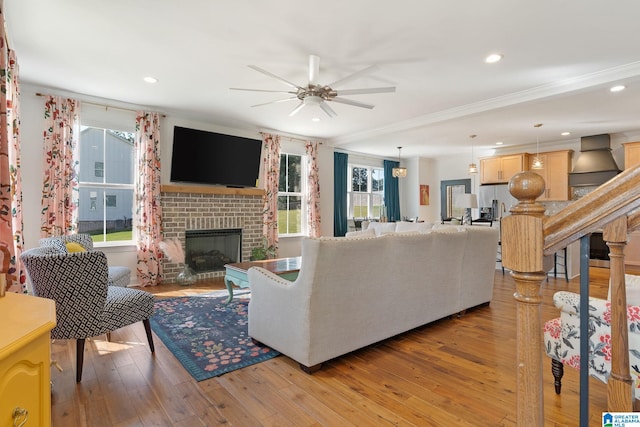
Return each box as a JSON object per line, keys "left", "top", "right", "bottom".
{"left": 480, "top": 153, "right": 529, "bottom": 184}
{"left": 0, "top": 292, "right": 56, "bottom": 427}
{"left": 529, "top": 150, "right": 573, "bottom": 201}
{"left": 626, "top": 231, "right": 640, "bottom": 268}
{"left": 622, "top": 142, "right": 640, "bottom": 268}
{"left": 624, "top": 141, "right": 640, "bottom": 169}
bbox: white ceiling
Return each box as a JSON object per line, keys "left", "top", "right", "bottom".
{"left": 6, "top": 0, "right": 640, "bottom": 159}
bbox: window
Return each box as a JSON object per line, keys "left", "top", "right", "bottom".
{"left": 78, "top": 127, "right": 135, "bottom": 244}
{"left": 94, "top": 162, "right": 104, "bottom": 177}
{"left": 278, "top": 153, "right": 306, "bottom": 236}
{"left": 347, "top": 164, "right": 384, "bottom": 219}
{"left": 105, "top": 195, "right": 117, "bottom": 207}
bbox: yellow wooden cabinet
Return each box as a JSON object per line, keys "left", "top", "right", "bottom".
{"left": 624, "top": 141, "right": 640, "bottom": 169}
{"left": 529, "top": 150, "right": 573, "bottom": 201}
{"left": 0, "top": 292, "right": 56, "bottom": 427}
{"left": 479, "top": 153, "right": 529, "bottom": 184}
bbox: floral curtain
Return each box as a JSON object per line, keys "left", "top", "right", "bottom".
{"left": 40, "top": 96, "right": 80, "bottom": 237}
{"left": 0, "top": 12, "right": 25, "bottom": 292}
{"left": 260, "top": 133, "right": 280, "bottom": 251}
{"left": 305, "top": 141, "right": 321, "bottom": 237}
{"left": 134, "top": 112, "right": 162, "bottom": 286}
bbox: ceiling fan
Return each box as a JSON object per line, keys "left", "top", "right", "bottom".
{"left": 230, "top": 55, "right": 396, "bottom": 118}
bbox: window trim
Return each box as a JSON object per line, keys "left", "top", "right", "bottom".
{"left": 278, "top": 152, "right": 307, "bottom": 237}
{"left": 347, "top": 163, "right": 384, "bottom": 220}
{"left": 78, "top": 127, "right": 136, "bottom": 245}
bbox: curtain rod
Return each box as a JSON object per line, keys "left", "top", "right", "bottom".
{"left": 260, "top": 131, "right": 324, "bottom": 145}
{"left": 35, "top": 92, "right": 166, "bottom": 117}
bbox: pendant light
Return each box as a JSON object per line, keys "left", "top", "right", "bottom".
{"left": 392, "top": 146, "right": 407, "bottom": 178}
{"left": 531, "top": 123, "right": 544, "bottom": 169}
{"left": 468, "top": 134, "right": 478, "bottom": 174}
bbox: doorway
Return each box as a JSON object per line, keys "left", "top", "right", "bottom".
{"left": 440, "top": 179, "right": 471, "bottom": 222}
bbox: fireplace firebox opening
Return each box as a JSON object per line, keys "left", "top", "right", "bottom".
{"left": 185, "top": 228, "right": 241, "bottom": 273}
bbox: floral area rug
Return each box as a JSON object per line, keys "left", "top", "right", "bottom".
{"left": 149, "top": 293, "right": 279, "bottom": 381}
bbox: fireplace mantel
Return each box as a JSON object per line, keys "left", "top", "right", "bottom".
{"left": 161, "top": 184, "right": 264, "bottom": 196}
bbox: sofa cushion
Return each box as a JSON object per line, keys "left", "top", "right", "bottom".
{"left": 367, "top": 222, "right": 397, "bottom": 236}
{"left": 432, "top": 224, "right": 466, "bottom": 233}
{"left": 395, "top": 221, "right": 434, "bottom": 233}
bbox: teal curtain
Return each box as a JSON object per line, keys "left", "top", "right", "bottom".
{"left": 334, "top": 152, "right": 348, "bottom": 236}
{"left": 384, "top": 160, "right": 401, "bottom": 222}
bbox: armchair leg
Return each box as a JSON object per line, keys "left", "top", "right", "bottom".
{"left": 76, "top": 339, "right": 85, "bottom": 383}
{"left": 551, "top": 358, "right": 564, "bottom": 394}
{"left": 143, "top": 319, "right": 155, "bottom": 353}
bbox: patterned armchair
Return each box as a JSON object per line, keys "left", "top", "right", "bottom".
{"left": 543, "top": 276, "right": 640, "bottom": 398}
{"left": 20, "top": 247, "right": 155, "bottom": 382}
{"left": 39, "top": 234, "right": 131, "bottom": 287}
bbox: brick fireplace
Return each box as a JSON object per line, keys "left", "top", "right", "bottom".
{"left": 160, "top": 185, "right": 264, "bottom": 283}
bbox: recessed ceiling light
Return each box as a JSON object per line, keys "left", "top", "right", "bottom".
{"left": 561, "top": 131, "right": 571, "bottom": 136}
{"left": 610, "top": 85, "right": 626, "bottom": 92}
{"left": 311, "top": 117, "right": 320, "bottom": 122}
{"left": 485, "top": 53, "right": 503, "bottom": 64}
{"left": 143, "top": 76, "right": 158, "bottom": 84}
{"left": 495, "top": 141, "right": 503, "bottom": 145}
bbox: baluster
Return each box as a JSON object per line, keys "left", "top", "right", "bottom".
{"left": 604, "top": 216, "right": 634, "bottom": 411}
{"left": 502, "top": 171, "right": 547, "bottom": 426}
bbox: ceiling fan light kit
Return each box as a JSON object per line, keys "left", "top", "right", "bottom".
{"left": 231, "top": 55, "right": 396, "bottom": 118}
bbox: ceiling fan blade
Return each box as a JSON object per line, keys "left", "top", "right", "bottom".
{"left": 328, "top": 64, "right": 379, "bottom": 88}
{"left": 248, "top": 65, "right": 301, "bottom": 90}
{"left": 251, "top": 97, "right": 298, "bottom": 108}
{"left": 319, "top": 101, "right": 337, "bottom": 118}
{"left": 336, "top": 87, "right": 396, "bottom": 96}
{"left": 288, "top": 102, "right": 306, "bottom": 117}
{"left": 309, "top": 55, "right": 320, "bottom": 85}
{"left": 230, "top": 88, "right": 297, "bottom": 94}
{"left": 331, "top": 97, "right": 375, "bottom": 109}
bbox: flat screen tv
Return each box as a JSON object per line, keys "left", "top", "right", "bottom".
{"left": 170, "top": 126, "right": 262, "bottom": 188}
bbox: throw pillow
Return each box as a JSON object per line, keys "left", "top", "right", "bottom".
{"left": 345, "top": 228, "right": 376, "bottom": 238}
{"left": 65, "top": 242, "right": 87, "bottom": 253}
{"left": 368, "top": 222, "right": 396, "bottom": 236}
{"left": 608, "top": 274, "right": 640, "bottom": 306}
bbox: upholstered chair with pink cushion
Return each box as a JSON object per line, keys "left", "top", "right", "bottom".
{"left": 543, "top": 274, "right": 640, "bottom": 398}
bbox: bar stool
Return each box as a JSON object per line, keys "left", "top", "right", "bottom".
{"left": 552, "top": 247, "right": 569, "bottom": 282}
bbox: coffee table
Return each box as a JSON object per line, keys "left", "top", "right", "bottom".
{"left": 224, "top": 256, "right": 301, "bottom": 303}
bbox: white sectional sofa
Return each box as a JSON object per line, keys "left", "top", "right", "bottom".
{"left": 247, "top": 225, "right": 500, "bottom": 372}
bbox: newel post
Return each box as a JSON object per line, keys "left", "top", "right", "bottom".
{"left": 501, "top": 172, "right": 547, "bottom": 426}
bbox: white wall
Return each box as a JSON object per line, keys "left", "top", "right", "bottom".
{"left": 19, "top": 84, "right": 640, "bottom": 280}
{"left": 19, "top": 85, "right": 335, "bottom": 281}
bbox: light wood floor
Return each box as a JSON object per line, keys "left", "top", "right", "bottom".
{"left": 49, "top": 268, "right": 624, "bottom": 426}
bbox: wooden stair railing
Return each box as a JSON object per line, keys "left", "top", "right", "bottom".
{"left": 501, "top": 164, "right": 640, "bottom": 426}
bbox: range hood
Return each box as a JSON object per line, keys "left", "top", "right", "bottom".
{"left": 568, "top": 134, "right": 621, "bottom": 187}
